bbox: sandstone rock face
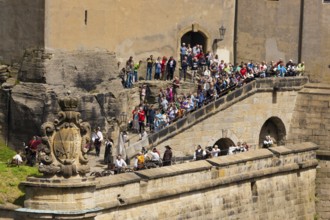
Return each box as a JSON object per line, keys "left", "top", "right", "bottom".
{"left": 1, "top": 50, "right": 141, "bottom": 149}
{"left": 18, "top": 49, "right": 119, "bottom": 89}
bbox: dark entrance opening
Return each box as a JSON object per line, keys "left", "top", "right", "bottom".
{"left": 181, "top": 31, "right": 207, "bottom": 53}
{"left": 214, "top": 138, "right": 235, "bottom": 156}
{"left": 259, "top": 117, "right": 286, "bottom": 147}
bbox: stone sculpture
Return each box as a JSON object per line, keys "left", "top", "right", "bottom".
{"left": 38, "top": 92, "right": 91, "bottom": 178}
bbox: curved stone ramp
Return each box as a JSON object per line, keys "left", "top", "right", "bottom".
{"left": 126, "top": 77, "right": 309, "bottom": 159}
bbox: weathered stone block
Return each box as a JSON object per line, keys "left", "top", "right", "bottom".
{"left": 215, "top": 97, "right": 225, "bottom": 108}
{"left": 205, "top": 102, "right": 214, "bottom": 113}
{"left": 194, "top": 108, "right": 205, "bottom": 120}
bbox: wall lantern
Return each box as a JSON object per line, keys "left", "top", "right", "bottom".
{"left": 212, "top": 25, "right": 226, "bottom": 52}
{"left": 219, "top": 25, "right": 226, "bottom": 41}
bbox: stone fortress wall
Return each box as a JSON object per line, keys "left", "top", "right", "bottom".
{"left": 0, "top": 0, "right": 235, "bottom": 65}
{"left": 1, "top": 1, "right": 329, "bottom": 83}
{"left": 6, "top": 142, "right": 317, "bottom": 220}
{"left": 287, "top": 83, "right": 330, "bottom": 220}
{"left": 236, "top": 0, "right": 330, "bottom": 83}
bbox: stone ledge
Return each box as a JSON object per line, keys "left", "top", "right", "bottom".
{"left": 207, "top": 149, "right": 273, "bottom": 167}
{"left": 22, "top": 177, "right": 97, "bottom": 188}
{"left": 316, "top": 150, "right": 330, "bottom": 157}
{"left": 284, "top": 142, "right": 318, "bottom": 153}
{"left": 97, "top": 173, "right": 141, "bottom": 189}
{"left": 98, "top": 160, "right": 318, "bottom": 210}
{"left": 16, "top": 207, "right": 101, "bottom": 217}
{"left": 134, "top": 160, "right": 212, "bottom": 180}
{"left": 268, "top": 146, "right": 293, "bottom": 155}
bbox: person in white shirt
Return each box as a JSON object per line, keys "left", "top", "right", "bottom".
{"left": 263, "top": 136, "right": 273, "bottom": 148}
{"left": 93, "top": 127, "right": 104, "bottom": 157}
{"left": 228, "top": 145, "right": 239, "bottom": 155}
{"left": 12, "top": 151, "right": 23, "bottom": 165}
{"left": 150, "top": 148, "right": 160, "bottom": 162}
{"left": 212, "top": 145, "right": 221, "bottom": 157}
{"left": 115, "top": 154, "right": 127, "bottom": 174}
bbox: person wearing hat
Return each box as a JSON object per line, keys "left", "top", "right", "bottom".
{"left": 163, "top": 145, "right": 173, "bottom": 166}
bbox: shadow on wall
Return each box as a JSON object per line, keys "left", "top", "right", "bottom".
{"left": 259, "top": 116, "right": 286, "bottom": 147}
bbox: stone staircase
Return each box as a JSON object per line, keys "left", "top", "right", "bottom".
{"left": 125, "top": 77, "right": 309, "bottom": 159}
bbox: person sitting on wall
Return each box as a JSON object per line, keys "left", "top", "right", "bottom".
{"left": 193, "top": 145, "right": 206, "bottom": 161}
{"left": 150, "top": 147, "right": 161, "bottom": 165}
{"left": 263, "top": 135, "right": 273, "bottom": 148}
{"left": 242, "top": 142, "right": 249, "bottom": 151}
{"left": 212, "top": 145, "right": 221, "bottom": 157}
{"left": 115, "top": 154, "right": 127, "bottom": 174}
{"left": 237, "top": 142, "right": 247, "bottom": 152}
{"left": 134, "top": 152, "right": 145, "bottom": 170}
{"left": 228, "top": 145, "right": 239, "bottom": 155}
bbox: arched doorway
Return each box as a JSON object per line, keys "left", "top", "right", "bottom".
{"left": 214, "top": 138, "right": 235, "bottom": 156}
{"left": 259, "top": 117, "right": 286, "bottom": 147}
{"left": 181, "top": 31, "right": 207, "bottom": 53}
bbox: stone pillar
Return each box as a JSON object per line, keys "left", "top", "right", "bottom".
{"left": 17, "top": 177, "right": 98, "bottom": 220}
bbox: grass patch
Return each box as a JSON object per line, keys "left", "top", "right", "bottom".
{"left": 0, "top": 141, "right": 40, "bottom": 206}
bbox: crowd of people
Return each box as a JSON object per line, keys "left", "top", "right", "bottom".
{"left": 193, "top": 141, "right": 250, "bottom": 160}
{"left": 119, "top": 42, "right": 305, "bottom": 89}
{"left": 125, "top": 42, "right": 304, "bottom": 139}
{"left": 12, "top": 44, "right": 295, "bottom": 172}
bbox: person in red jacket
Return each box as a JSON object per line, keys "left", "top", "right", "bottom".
{"left": 138, "top": 107, "right": 145, "bottom": 134}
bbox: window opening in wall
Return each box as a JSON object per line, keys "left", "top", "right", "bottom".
{"left": 324, "top": 0, "right": 330, "bottom": 3}
{"left": 84, "top": 10, "right": 88, "bottom": 25}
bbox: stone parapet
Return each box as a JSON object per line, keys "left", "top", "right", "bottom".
{"left": 92, "top": 142, "right": 318, "bottom": 220}
{"left": 0, "top": 142, "right": 318, "bottom": 219}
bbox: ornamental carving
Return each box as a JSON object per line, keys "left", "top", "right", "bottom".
{"left": 38, "top": 94, "right": 91, "bottom": 178}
